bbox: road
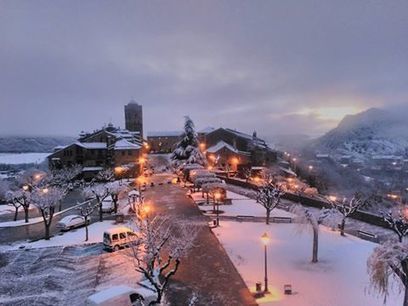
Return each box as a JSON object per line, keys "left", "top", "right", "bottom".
{"left": 143, "top": 172, "right": 257, "bottom": 305}
{"left": 0, "top": 190, "right": 93, "bottom": 244}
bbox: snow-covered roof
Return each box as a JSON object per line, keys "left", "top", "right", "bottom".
{"left": 279, "top": 167, "right": 297, "bottom": 177}
{"left": 113, "top": 139, "right": 141, "bottom": 150}
{"left": 206, "top": 141, "right": 238, "bottom": 154}
{"left": 82, "top": 167, "right": 104, "bottom": 172}
{"left": 76, "top": 142, "right": 107, "bottom": 149}
{"left": 53, "top": 145, "right": 66, "bottom": 151}
{"left": 371, "top": 155, "right": 403, "bottom": 160}
{"left": 198, "top": 127, "right": 216, "bottom": 134}
{"left": 147, "top": 131, "right": 183, "bottom": 137}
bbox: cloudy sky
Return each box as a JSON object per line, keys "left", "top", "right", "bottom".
{"left": 1, "top": 1, "right": 407, "bottom": 139}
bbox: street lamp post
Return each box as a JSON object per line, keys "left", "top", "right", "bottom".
{"left": 214, "top": 191, "right": 221, "bottom": 226}
{"left": 261, "top": 232, "right": 270, "bottom": 293}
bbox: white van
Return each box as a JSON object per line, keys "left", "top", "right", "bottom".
{"left": 86, "top": 285, "right": 157, "bottom": 306}
{"left": 103, "top": 227, "right": 137, "bottom": 251}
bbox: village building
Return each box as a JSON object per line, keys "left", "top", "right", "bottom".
{"left": 203, "top": 128, "right": 277, "bottom": 172}
{"left": 146, "top": 131, "right": 183, "bottom": 153}
{"left": 48, "top": 100, "right": 145, "bottom": 179}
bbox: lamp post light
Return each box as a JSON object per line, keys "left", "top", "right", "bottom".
{"left": 214, "top": 191, "right": 221, "bottom": 226}
{"left": 261, "top": 232, "right": 270, "bottom": 294}
{"left": 137, "top": 177, "right": 144, "bottom": 195}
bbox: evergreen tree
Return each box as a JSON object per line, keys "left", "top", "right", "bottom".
{"left": 171, "top": 116, "right": 207, "bottom": 167}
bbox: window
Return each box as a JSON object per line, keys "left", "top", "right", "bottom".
{"left": 119, "top": 233, "right": 126, "bottom": 239}
{"left": 122, "top": 151, "right": 125, "bottom": 156}
{"left": 112, "top": 234, "right": 118, "bottom": 241}
{"left": 128, "top": 150, "right": 132, "bottom": 156}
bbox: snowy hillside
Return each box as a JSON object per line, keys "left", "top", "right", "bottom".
{"left": 313, "top": 108, "right": 408, "bottom": 160}
{"left": 0, "top": 136, "right": 74, "bottom": 153}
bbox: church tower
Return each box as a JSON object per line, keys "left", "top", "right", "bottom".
{"left": 124, "top": 100, "right": 143, "bottom": 138}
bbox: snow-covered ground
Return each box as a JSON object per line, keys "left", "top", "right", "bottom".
{"left": 0, "top": 220, "right": 118, "bottom": 251}
{"left": 0, "top": 203, "right": 36, "bottom": 216}
{"left": 191, "top": 191, "right": 294, "bottom": 218}
{"left": 0, "top": 152, "right": 49, "bottom": 164}
{"left": 213, "top": 221, "right": 402, "bottom": 306}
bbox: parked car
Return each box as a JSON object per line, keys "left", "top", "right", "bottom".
{"left": 86, "top": 285, "right": 156, "bottom": 306}
{"left": 102, "top": 196, "right": 114, "bottom": 213}
{"left": 103, "top": 226, "right": 137, "bottom": 251}
{"left": 57, "top": 215, "right": 90, "bottom": 231}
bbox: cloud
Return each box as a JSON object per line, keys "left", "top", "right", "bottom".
{"left": 0, "top": 0, "right": 407, "bottom": 138}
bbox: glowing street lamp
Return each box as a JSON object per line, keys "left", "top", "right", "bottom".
{"left": 214, "top": 191, "right": 222, "bottom": 226}
{"left": 328, "top": 195, "right": 337, "bottom": 202}
{"left": 199, "top": 142, "right": 206, "bottom": 151}
{"left": 308, "top": 165, "right": 313, "bottom": 171}
{"left": 22, "top": 185, "right": 29, "bottom": 191}
{"left": 137, "top": 176, "right": 144, "bottom": 194}
{"left": 261, "top": 232, "right": 270, "bottom": 293}
{"left": 42, "top": 188, "right": 49, "bottom": 194}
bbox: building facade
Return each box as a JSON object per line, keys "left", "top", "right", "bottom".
{"left": 48, "top": 124, "right": 143, "bottom": 179}
{"left": 124, "top": 100, "right": 143, "bottom": 138}
{"left": 204, "top": 128, "right": 277, "bottom": 171}
{"left": 147, "top": 131, "right": 183, "bottom": 153}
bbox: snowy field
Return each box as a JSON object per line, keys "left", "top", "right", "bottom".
{"left": 213, "top": 221, "right": 402, "bottom": 306}
{"left": 0, "top": 152, "right": 49, "bottom": 165}
{"left": 191, "top": 191, "right": 294, "bottom": 218}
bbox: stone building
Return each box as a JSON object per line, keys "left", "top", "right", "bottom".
{"left": 204, "top": 128, "right": 277, "bottom": 172}
{"left": 48, "top": 124, "right": 143, "bottom": 179}
{"left": 147, "top": 131, "right": 183, "bottom": 153}
{"left": 124, "top": 100, "right": 143, "bottom": 138}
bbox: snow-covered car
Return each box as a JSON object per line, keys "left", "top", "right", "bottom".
{"left": 57, "top": 215, "right": 90, "bottom": 231}
{"left": 102, "top": 196, "right": 114, "bottom": 213}
{"left": 85, "top": 285, "right": 157, "bottom": 306}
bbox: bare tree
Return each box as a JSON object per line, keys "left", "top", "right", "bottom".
{"left": 16, "top": 169, "right": 47, "bottom": 190}
{"left": 384, "top": 205, "right": 408, "bottom": 243}
{"left": 6, "top": 189, "right": 31, "bottom": 223}
{"left": 83, "top": 185, "right": 110, "bottom": 222}
{"left": 78, "top": 201, "right": 95, "bottom": 241}
{"left": 106, "top": 182, "right": 127, "bottom": 214}
{"left": 95, "top": 169, "right": 115, "bottom": 182}
{"left": 256, "top": 181, "right": 285, "bottom": 224}
{"left": 367, "top": 241, "right": 408, "bottom": 306}
{"left": 128, "top": 215, "right": 200, "bottom": 305}
{"left": 6, "top": 191, "right": 21, "bottom": 221}
{"left": 48, "top": 165, "right": 82, "bottom": 211}
{"left": 329, "top": 193, "right": 369, "bottom": 236}
{"left": 243, "top": 168, "right": 251, "bottom": 183}
{"left": 290, "top": 205, "right": 337, "bottom": 263}
{"left": 32, "top": 187, "right": 64, "bottom": 240}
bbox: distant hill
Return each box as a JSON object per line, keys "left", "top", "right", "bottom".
{"left": 0, "top": 136, "right": 75, "bottom": 153}
{"left": 312, "top": 108, "right": 408, "bottom": 160}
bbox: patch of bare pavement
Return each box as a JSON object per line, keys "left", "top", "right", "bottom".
{"left": 145, "top": 173, "right": 257, "bottom": 306}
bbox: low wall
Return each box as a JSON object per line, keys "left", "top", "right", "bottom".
{"left": 221, "top": 176, "right": 390, "bottom": 230}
